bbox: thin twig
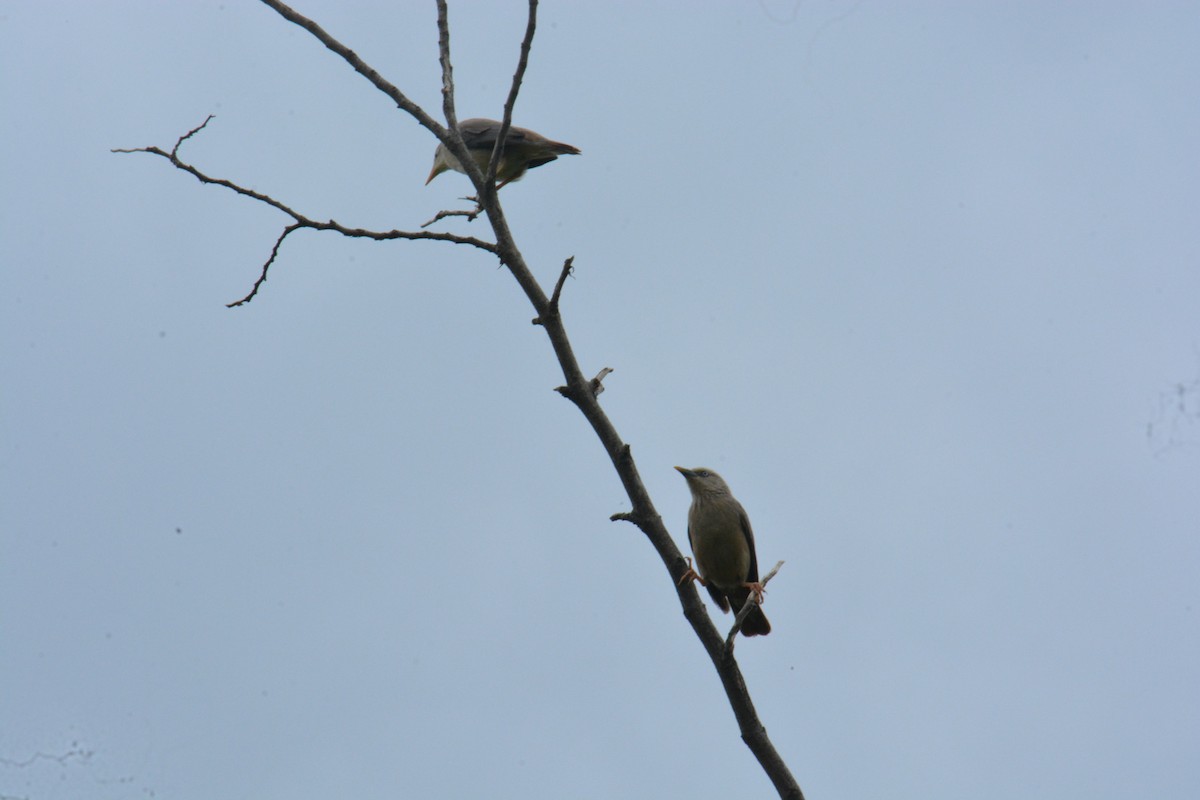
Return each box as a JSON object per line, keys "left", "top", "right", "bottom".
{"left": 485, "top": 0, "right": 539, "bottom": 192}
{"left": 435, "top": 0, "right": 457, "bottom": 131}
{"left": 533, "top": 256, "right": 575, "bottom": 325}
{"left": 550, "top": 256, "right": 574, "bottom": 310}
{"left": 420, "top": 205, "right": 483, "bottom": 229}
{"left": 112, "top": 137, "right": 500, "bottom": 258}
{"left": 171, "top": 114, "right": 215, "bottom": 157}
{"left": 725, "top": 561, "right": 785, "bottom": 652}
{"left": 430, "top": 0, "right": 495, "bottom": 204}
{"left": 229, "top": 223, "right": 301, "bottom": 307}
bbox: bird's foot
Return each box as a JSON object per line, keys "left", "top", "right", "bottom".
{"left": 677, "top": 557, "right": 708, "bottom": 587}
{"left": 744, "top": 581, "right": 765, "bottom": 605}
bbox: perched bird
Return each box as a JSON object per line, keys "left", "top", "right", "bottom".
{"left": 675, "top": 466, "right": 771, "bottom": 637}
{"left": 425, "top": 118, "right": 581, "bottom": 189}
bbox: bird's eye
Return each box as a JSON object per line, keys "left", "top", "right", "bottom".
{"left": 698, "top": 470, "right": 709, "bottom": 477}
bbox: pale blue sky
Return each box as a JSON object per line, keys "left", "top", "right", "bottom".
{"left": 3, "top": 2, "right": 1199, "bottom": 798}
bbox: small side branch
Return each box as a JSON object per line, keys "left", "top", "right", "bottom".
{"left": 171, "top": 114, "right": 215, "bottom": 157}
{"left": 420, "top": 203, "right": 484, "bottom": 229}
{"left": 554, "top": 367, "right": 612, "bottom": 401}
{"left": 229, "top": 223, "right": 302, "bottom": 307}
{"left": 588, "top": 367, "right": 614, "bottom": 396}
{"left": 550, "top": 256, "right": 575, "bottom": 310}
{"left": 434, "top": 0, "right": 458, "bottom": 130}
{"left": 725, "top": 561, "right": 785, "bottom": 652}
{"left": 487, "top": 0, "right": 539, "bottom": 187}
{"left": 113, "top": 119, "right": 498, "bottom": 305}
{"left": 532, "top": 256, "right": 575, "bottom": 326}
{"left": 113, "top": 123, "right": 307, "bottom": 222}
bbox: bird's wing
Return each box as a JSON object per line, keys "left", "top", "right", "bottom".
{"left": 738, "top": 504, "right": 761, "bottom": 583}
{"left": 688, "top": 521, "right": 730, "bottom": 611}
{"left": 523, "top": 155, "right": 559, "bottom": 170}
{"left": 458, "top": 119, "right": 536, "bottom": 150}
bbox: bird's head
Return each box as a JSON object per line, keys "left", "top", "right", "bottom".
{"left": 675, "top": 466, "right": 732, "bottom": 498}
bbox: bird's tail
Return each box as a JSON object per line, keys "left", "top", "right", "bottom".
{"left": 727, "top": 587, "right": 771, "bottom": 637}
{"left": 548, "top": 140, "right": 581, "bottom": 156}
{"left": 740, "top": 604, "right": 771, "bottom": 637}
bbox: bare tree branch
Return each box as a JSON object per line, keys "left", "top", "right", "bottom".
{"left": 428, "top": 0, "right": 505, "bottom": 207}
{"left": 260, "top": 0, "right": 479, "bottom": 199}
{"left": 259, "top": 0, "right": 444, "bottom": 138}
{"left": 112, "top": 118, "right": 497, "bottom": 305}
{"left": 232, "top": 223, "right": 302, "bottom": 308}
{"left": 434, "top": 0, "right": 457, "bottom": 131}
{"left": 119, "top": 3, "right": 805, "bottom": 797}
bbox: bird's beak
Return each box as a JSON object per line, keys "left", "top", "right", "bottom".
{"left": 674, "top": 466, "right": 694, "bottom": 478}
{"left": 425, "top": 148, "right": 448, "bottom": 185}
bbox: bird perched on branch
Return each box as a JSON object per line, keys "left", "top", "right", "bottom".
{"left": 425, "top": 118, "right": 581, "bottom": 189}
{"left": 675, "top": 466, "right": 771, "bottom": 637}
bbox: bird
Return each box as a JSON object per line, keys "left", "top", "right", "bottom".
{"left": 425, "top": 118, "right": 581, "bottom": 189}
{"left": 675, "top": 466, "right": 771, "bottom": 637}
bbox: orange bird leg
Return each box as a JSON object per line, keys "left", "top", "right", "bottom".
{"left": 677, "top": 556, "right": 708, "bottom": 587}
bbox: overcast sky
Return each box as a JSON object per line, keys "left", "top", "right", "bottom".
{"left": 3, "top": 2, "right": 1199, "bottom": 798}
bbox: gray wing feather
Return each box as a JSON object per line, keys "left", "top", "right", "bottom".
{"left": 458, "top": 118, "right": 534, "bottom": 150}
{"left": 689, "top": 521, "right": 731, "bottom": 612}
{"left": 738, "top": 505, "right": 760, "bottom": 583}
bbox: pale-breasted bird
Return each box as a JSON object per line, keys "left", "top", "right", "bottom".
{"left": 675, "top": 466, "right": 771, "bottom": 637}
{"left": 425, "top": 118, "right": 581, "bottom": 189}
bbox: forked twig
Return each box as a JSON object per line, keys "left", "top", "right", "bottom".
{"left": 113, "top": 118, "right": 497, "bottom": 306}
